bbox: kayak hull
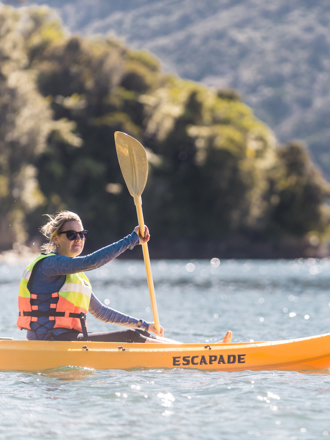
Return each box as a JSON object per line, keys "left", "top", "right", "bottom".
{"left": 1, "top": 333, "right": 330, "bottom": 372}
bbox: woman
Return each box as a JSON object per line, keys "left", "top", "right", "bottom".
{"left": 17, "top": 210, "right": 167, "bottom": 343}
{"left": 17, "top": 210, "right": 232, "bottom": 344}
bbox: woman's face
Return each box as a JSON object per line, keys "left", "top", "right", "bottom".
{"left": 54, "top": 220, "right": 85, "bottom": 257}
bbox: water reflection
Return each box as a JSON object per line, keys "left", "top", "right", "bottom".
{"left": 38, "top": 367, "right": 95, "bottom": 382}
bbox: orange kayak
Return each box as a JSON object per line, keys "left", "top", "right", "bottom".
{"left": 1, "top": 333, "right": 330, "bottom": 372}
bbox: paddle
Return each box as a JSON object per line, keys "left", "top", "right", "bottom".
{"left": 114, "top": 131, "right": 160, "bottom": 333}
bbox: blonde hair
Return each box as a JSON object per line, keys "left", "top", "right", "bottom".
{"left": 40, "top": 211, "right": 82, "bottom": 253}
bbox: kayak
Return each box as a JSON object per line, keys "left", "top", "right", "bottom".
{"left": 1, "top": 333, "right": 330, "bottom": 372}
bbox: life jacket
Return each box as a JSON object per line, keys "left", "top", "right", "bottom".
{"left": 17, "top": 253, "right": 92, "bottom": 337}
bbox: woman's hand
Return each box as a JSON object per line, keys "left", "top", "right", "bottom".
{"left": 148, "top": 323, "right": 164, "bottom": 337}
{"left": 134, "top": 225, "right": 150, "bottom": 244}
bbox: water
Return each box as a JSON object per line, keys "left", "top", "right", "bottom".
{"left": 1, "top": 258, "right": 330, "bottom": 439}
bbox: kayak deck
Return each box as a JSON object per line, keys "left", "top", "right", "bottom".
{"left": 1, "top": 333, "right": 330, "bottom": 372}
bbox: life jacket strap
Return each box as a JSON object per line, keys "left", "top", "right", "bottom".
{"left": 18, "top": 311, "right": 88, "bottom": 340}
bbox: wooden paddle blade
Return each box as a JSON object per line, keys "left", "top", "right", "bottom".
{"left": 114, "top": 131, "right": 148, "bottom": 198}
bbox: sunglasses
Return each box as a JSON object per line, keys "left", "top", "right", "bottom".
{"left": 58, "top": 230, "right": 88, "bottom": 241}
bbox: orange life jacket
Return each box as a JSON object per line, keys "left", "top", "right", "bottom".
{"left": 17, "top": 254, "right": 92, "bottom": 337}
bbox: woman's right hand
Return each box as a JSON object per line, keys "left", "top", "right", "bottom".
{"left": 134, "top": 225, "right": 150, "bottom": 244}
{"left": 148, "top": 323, "right": 164, "bottom": 337}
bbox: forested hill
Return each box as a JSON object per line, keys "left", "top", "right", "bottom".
{"left": 7, "top": 0, "right": 330, "bottom": 179}
{"left": 0, "top": 3, "right": 330, "bottom": 258}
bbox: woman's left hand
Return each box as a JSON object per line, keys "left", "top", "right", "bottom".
{"left": 148, "top": 323, "right": 164, "bottom": 337}
{"left": 134, "top": 225, "right": 150, "bottom": 244}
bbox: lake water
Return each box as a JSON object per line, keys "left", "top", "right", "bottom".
{"left": 1, "top": 258, "right": 330, "bottom": 439}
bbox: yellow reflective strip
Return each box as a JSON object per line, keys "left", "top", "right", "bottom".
{"left": 22, "top": 269, "right": 31, "bottom": 281}
{"left": 59, "top": 282, "right": 92, "bottom": 297}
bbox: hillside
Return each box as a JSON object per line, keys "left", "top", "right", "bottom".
{"left": 8, "top": 0, "right": 330, "bottom": 178}
{"left": 1, "top": 3, "right": 330, "bottom": 258}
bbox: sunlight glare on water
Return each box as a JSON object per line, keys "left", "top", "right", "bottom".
{"left": 1, "top": 259, "right": 330, "bottom": 439}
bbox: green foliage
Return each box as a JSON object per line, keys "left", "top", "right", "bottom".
{"left": 20, "top": 5, "right": 65, "bottom": 65}
{"left": 216, "top": 89, "right": 242, "bottom": 102}
{"left": 268, "top": 142, "right": 330, "bottom": 236}
{"left": 1, "top": 3, "right": 329, "bottom": 257}
{"left": 0, "top": 4, "right": 53, "bottom": 248}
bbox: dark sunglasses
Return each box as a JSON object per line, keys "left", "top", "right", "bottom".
{"left": 58, "top": 230, "right": 88, "bottom": 241}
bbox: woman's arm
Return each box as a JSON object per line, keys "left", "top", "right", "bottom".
{"left": 88, "top": 293, "right": 149, "bottom": 331}
{"left": 41, "top": 232, "right": 139, "bottom": 277}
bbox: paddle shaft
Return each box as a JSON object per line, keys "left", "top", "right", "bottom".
{"left": 134, "top": 196, "right": 160, "bottom": 333}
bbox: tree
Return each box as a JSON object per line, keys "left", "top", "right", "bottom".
{"left": 0, "top": 5, "right": 54, "bottom": 249}
{"left": 269, "top": 141, "right": 330, "bottom": 236}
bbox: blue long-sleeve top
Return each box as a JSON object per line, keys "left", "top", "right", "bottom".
{"left": 26, "top": 231, "right": 149, "bottom": 340}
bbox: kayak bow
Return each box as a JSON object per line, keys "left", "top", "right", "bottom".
{"left": 1, "top": 333, "right": 330, "bottom": 372}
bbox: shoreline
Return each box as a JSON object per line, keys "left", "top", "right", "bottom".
{"left": 0, "top": 238, "right": 329, "bottom": 265}
{"left": 0, "top": 244, "right": 39, "bottom": 265}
